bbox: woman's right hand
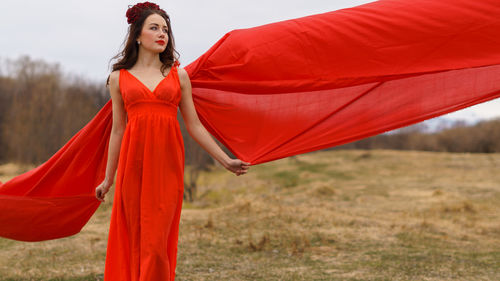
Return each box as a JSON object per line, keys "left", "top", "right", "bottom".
{"left": 95, "top": 180, "right": 112, "bottom": 202}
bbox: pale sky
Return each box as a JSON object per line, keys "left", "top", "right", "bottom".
{"left": 1, "top": 0, "right": 499, "bottom": 121}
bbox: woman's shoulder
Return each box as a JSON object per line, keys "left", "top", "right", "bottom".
{"left": 107, "top": 69, "right": 123, "bottom": 91}
{"left": 175, "top": 61, "right": 187, "bottom": 77}
{"left": 109, "top": 69, "right": 122, "bottom": 83}
{"left": 110, "top": 69, "right": 122, "bottom": 78}
{"left": 176, "top": 66, "right": 186, "bottom": 76}
{"left": 176, "top": 67, "right": 190, "bottom": 87}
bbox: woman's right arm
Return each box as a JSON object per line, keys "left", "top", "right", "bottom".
{"left": 95, "top": 70, "right": 127, "bottom": 202}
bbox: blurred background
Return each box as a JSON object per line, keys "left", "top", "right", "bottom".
{"left": 0, "top": 1, "right": 499, "bottom": 280}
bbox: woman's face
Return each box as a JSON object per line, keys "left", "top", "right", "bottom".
{"left": 137, "top": 13, "right": 169, "bottom": 53}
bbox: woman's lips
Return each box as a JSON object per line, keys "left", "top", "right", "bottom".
{"left": 156, "top": 40, "right": 165, "bottom": 45}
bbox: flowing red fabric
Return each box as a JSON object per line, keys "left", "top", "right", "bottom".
{"left": 1, "top": 0, "right": 500, "bottom": 241}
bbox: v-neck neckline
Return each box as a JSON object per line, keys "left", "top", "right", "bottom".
{"left": 124, "top": 67, "right": 173, "bottom": 94}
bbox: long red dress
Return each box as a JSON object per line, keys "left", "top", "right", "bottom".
{"left": 103, "top": 64, "right": 184, "bottom": 281}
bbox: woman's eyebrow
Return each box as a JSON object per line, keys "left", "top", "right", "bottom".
{"left": 149, "top": 23, "right": 167, "bottom": 28}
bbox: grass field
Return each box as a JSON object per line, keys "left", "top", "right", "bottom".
{"left": 0, "top": 149, "right": 499, "bottom": 280}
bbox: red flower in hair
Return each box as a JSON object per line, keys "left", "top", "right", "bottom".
{"left": 126, "top": 2, "right": 166, "bottom": 25}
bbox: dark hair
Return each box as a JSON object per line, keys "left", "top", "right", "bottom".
{"left": 106, "top": 8, "right": 180, "bottom": 87}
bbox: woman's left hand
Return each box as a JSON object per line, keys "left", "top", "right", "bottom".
{"left": 225, "top": 158, "right": 251, "bottom": 176}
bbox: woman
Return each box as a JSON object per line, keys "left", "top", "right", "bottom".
{"left": 94, "top": 2, "right": 250, "bottom": 280}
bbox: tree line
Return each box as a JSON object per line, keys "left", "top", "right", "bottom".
{"left": 336, "top": 118, "right": 500, "bottom": 153}
{"left": 0, "top": 56, "right": 109, "bottom": 164}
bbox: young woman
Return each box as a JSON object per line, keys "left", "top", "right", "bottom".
{"left": 94, "top": 2, "right": 250, "bottom": 280}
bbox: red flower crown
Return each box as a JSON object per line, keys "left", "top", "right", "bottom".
{"left": 126, "top": 2, "right": 166, "bottom": 25}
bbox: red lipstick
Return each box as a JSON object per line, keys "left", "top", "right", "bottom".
{"left": 156, "top": 40, "right": 165, "bottom": 45}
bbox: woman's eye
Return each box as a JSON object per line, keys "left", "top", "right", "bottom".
{"left": 151, "top": 27, "right": 167, "bottom": 33}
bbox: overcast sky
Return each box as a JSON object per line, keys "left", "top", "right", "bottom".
{"left": 1, "top": 0, "right": 499, "bottom": 121}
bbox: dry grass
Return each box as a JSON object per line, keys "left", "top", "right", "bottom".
{"left": 0, "top": 150, "right": 499, "bottom": 280}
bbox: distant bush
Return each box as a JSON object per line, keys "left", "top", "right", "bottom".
{"left": 0, "top": 55, "right": 108, "bottom": 164}
{"left": 336, "top": 118, "right": 500, "bottom": 153}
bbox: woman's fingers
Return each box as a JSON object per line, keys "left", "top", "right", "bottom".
{"left": 228, "top": 159, "right": 250, "bottom": 176}
{"left": 235, "top": 168, "right": 249, "bottom": 175}
{"left": 95, "top": 187, "right": 107, "bottom": 202}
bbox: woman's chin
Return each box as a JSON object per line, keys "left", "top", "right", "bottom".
{"left": 155, "top": 47, "right": 166, "bottom": 53}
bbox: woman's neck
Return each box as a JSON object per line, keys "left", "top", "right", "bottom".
{"left": 134, "top": 49, "right": 163, "bottom": 70}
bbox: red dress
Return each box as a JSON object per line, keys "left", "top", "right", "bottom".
{"left": 104, "top": 64, "right": 185, "bottom": 281}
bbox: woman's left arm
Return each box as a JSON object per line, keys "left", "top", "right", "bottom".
{"left": 178, "top": 67, "right": 251, "bottom": 176}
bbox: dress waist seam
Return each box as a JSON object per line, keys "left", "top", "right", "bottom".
{"left": 126, "top": 99, "right": 178, "bottom": 118}
{"left": 127, "top": 99, "right": 178, "bottom": 108}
